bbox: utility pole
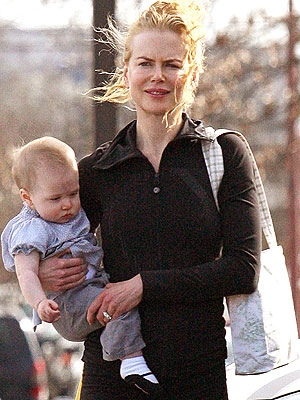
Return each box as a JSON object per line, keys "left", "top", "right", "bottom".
{"left": 93, "top": 0, "right": 116, "bottom": 146}
{"left": 287, "top": 0, "right": 300, "bottom": 332}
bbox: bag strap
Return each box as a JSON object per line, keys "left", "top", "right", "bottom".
{"left": 202, "top": 128, "right": 277, "bottom": 249}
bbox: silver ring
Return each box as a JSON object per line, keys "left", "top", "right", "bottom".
{"left": 103, "top": 311, "right": 112, "bottom": 320}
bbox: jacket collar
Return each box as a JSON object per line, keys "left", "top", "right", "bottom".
{"left": 94, "top": 114, "right": 213, "bottom": 170}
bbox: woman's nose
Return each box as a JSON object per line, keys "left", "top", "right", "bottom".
{"left": 151, "top": 65, "right": 164, "bottom": 82}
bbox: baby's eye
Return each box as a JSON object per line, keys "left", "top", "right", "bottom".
{"left": 70, "top": 191, "right": 79, "bottom": 197}
{"left": 50, "top": 197, "right": 60, "bottom": 202}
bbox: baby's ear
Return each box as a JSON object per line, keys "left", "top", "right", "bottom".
{"left": 20, "top": 188, "right": 33, "bottom": 207}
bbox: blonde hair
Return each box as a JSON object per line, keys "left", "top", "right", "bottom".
{"left": 91, "top": 0, "right": 205, "bottom": 123}
{"left": 12, "top": 136, "right": 77, "bottom": 191}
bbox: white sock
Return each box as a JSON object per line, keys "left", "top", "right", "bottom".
{"left": 120, "top": 355, "right": 159, "bottom": 384}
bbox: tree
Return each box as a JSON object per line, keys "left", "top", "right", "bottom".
{"left": 0, "top": 26, "right": 95, "bottom": 281}
{"left": 286, "top": 0, "right": 300, "bottom": 329}
{"left": 191, "top": 5, "right": 300, "bottom": 328}
{"left": 93, "top": 0, "right": 116, "bottom": 145}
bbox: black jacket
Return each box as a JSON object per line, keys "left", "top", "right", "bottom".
{"left": 78, "top": 115, "right": 261, "bottom": 378}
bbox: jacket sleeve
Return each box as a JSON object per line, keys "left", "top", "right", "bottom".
{"left": 140, "top": 133, "right": 261, "bottom": 304}
{"left": 78, "top": 150, "right": 103, "bottom": 233}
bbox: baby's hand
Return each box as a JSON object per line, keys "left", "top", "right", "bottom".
{"left": 37, "top": 299, "right": 61, "bottom": 323}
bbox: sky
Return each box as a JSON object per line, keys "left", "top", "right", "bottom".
{"left": 0, "top": 0, "right": 92, "bottom": 29}
{"left": 0, "top": 0, "right": 297, "bottom": 31}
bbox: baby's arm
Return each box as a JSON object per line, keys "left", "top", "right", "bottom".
{"left": 15, "top": 251, "right": 60, "bottom": 323}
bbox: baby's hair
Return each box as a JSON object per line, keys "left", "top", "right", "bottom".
{"left": 90, "top": 0, "right": 206, "bottom": 124}
{"left": 12, "top": 136, "right": 77, "bottom": 191}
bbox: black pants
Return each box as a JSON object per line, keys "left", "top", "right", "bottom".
{"left": 80, "top": 359, "right": 228, "bottom": 400}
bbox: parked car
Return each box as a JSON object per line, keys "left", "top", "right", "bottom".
{"left": 3, "top": 285, "right": 83, "bottom": 399}
{"left": 0, "top": 305, "right": 49, "bottom": 400}
{"left": 34, "top": 322, "right": 83, "bottom": 399}
{"left": 226, "top": 328, "right": 300, "bottom": 400}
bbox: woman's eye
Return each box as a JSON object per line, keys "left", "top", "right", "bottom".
{"left": 167, "top": 63, "right": 180, "bottom": 69}
{"left": 139, "top": 62, "right": 151, "bottom": 67}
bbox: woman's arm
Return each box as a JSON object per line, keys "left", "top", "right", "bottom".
{"left": 38, "top": 249, "right": 87, "bottom": 292}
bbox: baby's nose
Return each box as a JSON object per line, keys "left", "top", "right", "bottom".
{"left": 62, "top": 198, "right": 72, "bottom": 209}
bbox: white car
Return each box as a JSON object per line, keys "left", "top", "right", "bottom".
{"left": 226, "top": 329, "right": 300, "bottom": 400}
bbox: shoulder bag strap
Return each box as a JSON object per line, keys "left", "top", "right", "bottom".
{"left": 202, "top": 128, "right": 277, "bottom": 249}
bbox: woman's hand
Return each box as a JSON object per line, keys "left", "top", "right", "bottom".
{"left": 38, "top": 249, "right": 87, "bottom": 292}
{"left": 87, "top": 274, "right": 143, "bottom": 326}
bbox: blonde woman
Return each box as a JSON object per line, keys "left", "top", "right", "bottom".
{"left": 39, "top": 1, "right": 261, "bottom": 398}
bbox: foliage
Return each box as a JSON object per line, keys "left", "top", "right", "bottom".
{"left": 0, "top": 4, "right": 299, "bottom": 282}
{"left": 190, "top": 10, "right": 300, "bottom": 253}
{"left": 0, "top": 26, "right": 95, "bottom": 281}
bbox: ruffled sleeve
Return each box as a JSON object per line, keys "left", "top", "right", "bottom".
{"left": 1, "top": 213, "right": 51, "bottom": 272}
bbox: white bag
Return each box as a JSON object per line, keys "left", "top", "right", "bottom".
{"left": 202, "top": 128, "right": 299, "bottom": 375}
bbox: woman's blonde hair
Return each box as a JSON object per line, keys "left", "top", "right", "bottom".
{"left": 12, "top": 136, "right": 77, "bottom": 191}
{"left": 91, "top": 0, "right": 205, "bottom": 123}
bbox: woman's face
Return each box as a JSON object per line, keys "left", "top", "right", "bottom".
{"left": 124, "top": 29, "right": 188, "bottom": 119}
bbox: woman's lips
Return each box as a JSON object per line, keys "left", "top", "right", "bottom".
{"left": 145, "top": 89, "right": 170, "bottom": 97}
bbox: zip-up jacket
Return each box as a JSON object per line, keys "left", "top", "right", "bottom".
{"left": 78, "top": 114, "right": 261, "bottom": 379}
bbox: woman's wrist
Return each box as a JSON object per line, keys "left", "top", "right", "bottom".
{"left": 126, "top": 274, "right": 143, "bottom": 305}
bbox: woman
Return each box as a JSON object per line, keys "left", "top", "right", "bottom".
{"left": 39, "top": 1, "right": 261, "bottom": 398}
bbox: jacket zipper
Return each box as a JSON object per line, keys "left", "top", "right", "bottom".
{"left": 153, "top": 172, "right": 161, "bottom": 194}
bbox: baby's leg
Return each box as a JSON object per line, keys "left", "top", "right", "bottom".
{"left": 101, "top": 309, "right": 162, "bottom": 396}
{"left": 100, "top": 309, "right": 145, "bottom": 361}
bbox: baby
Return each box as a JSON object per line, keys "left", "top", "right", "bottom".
{"left": 1, "top": 136, "right": 160, "bottom": 395}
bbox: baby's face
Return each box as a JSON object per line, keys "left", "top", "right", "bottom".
{"left": 29, "top": 165, "right": 81, "bottom": 223}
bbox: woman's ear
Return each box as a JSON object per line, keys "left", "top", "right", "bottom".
{"left": 123, "top": 65, "right": 129, "bottom": 88}
{"left": 192, "top": 68, "right": 200, "bottom": 90}
{"left": 20, "top": 188, "right": 33, "bottom": 207}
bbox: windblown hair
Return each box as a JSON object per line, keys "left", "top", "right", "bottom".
{"left": 12, "top": 136, "right": 77, "bottom": 191}
{"left": 91, "top": 0, "right": 206, "bottom": 122}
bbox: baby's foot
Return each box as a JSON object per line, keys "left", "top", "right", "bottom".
{"left": 120, "top": 355, "right": 163, "bottom": 396}
{"left": 124, "top": 372, "right": 163, "bottom": 397}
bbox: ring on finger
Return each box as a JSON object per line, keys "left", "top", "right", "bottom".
{"left": 103, "top": 311, "right": 112, "bottom": 321}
